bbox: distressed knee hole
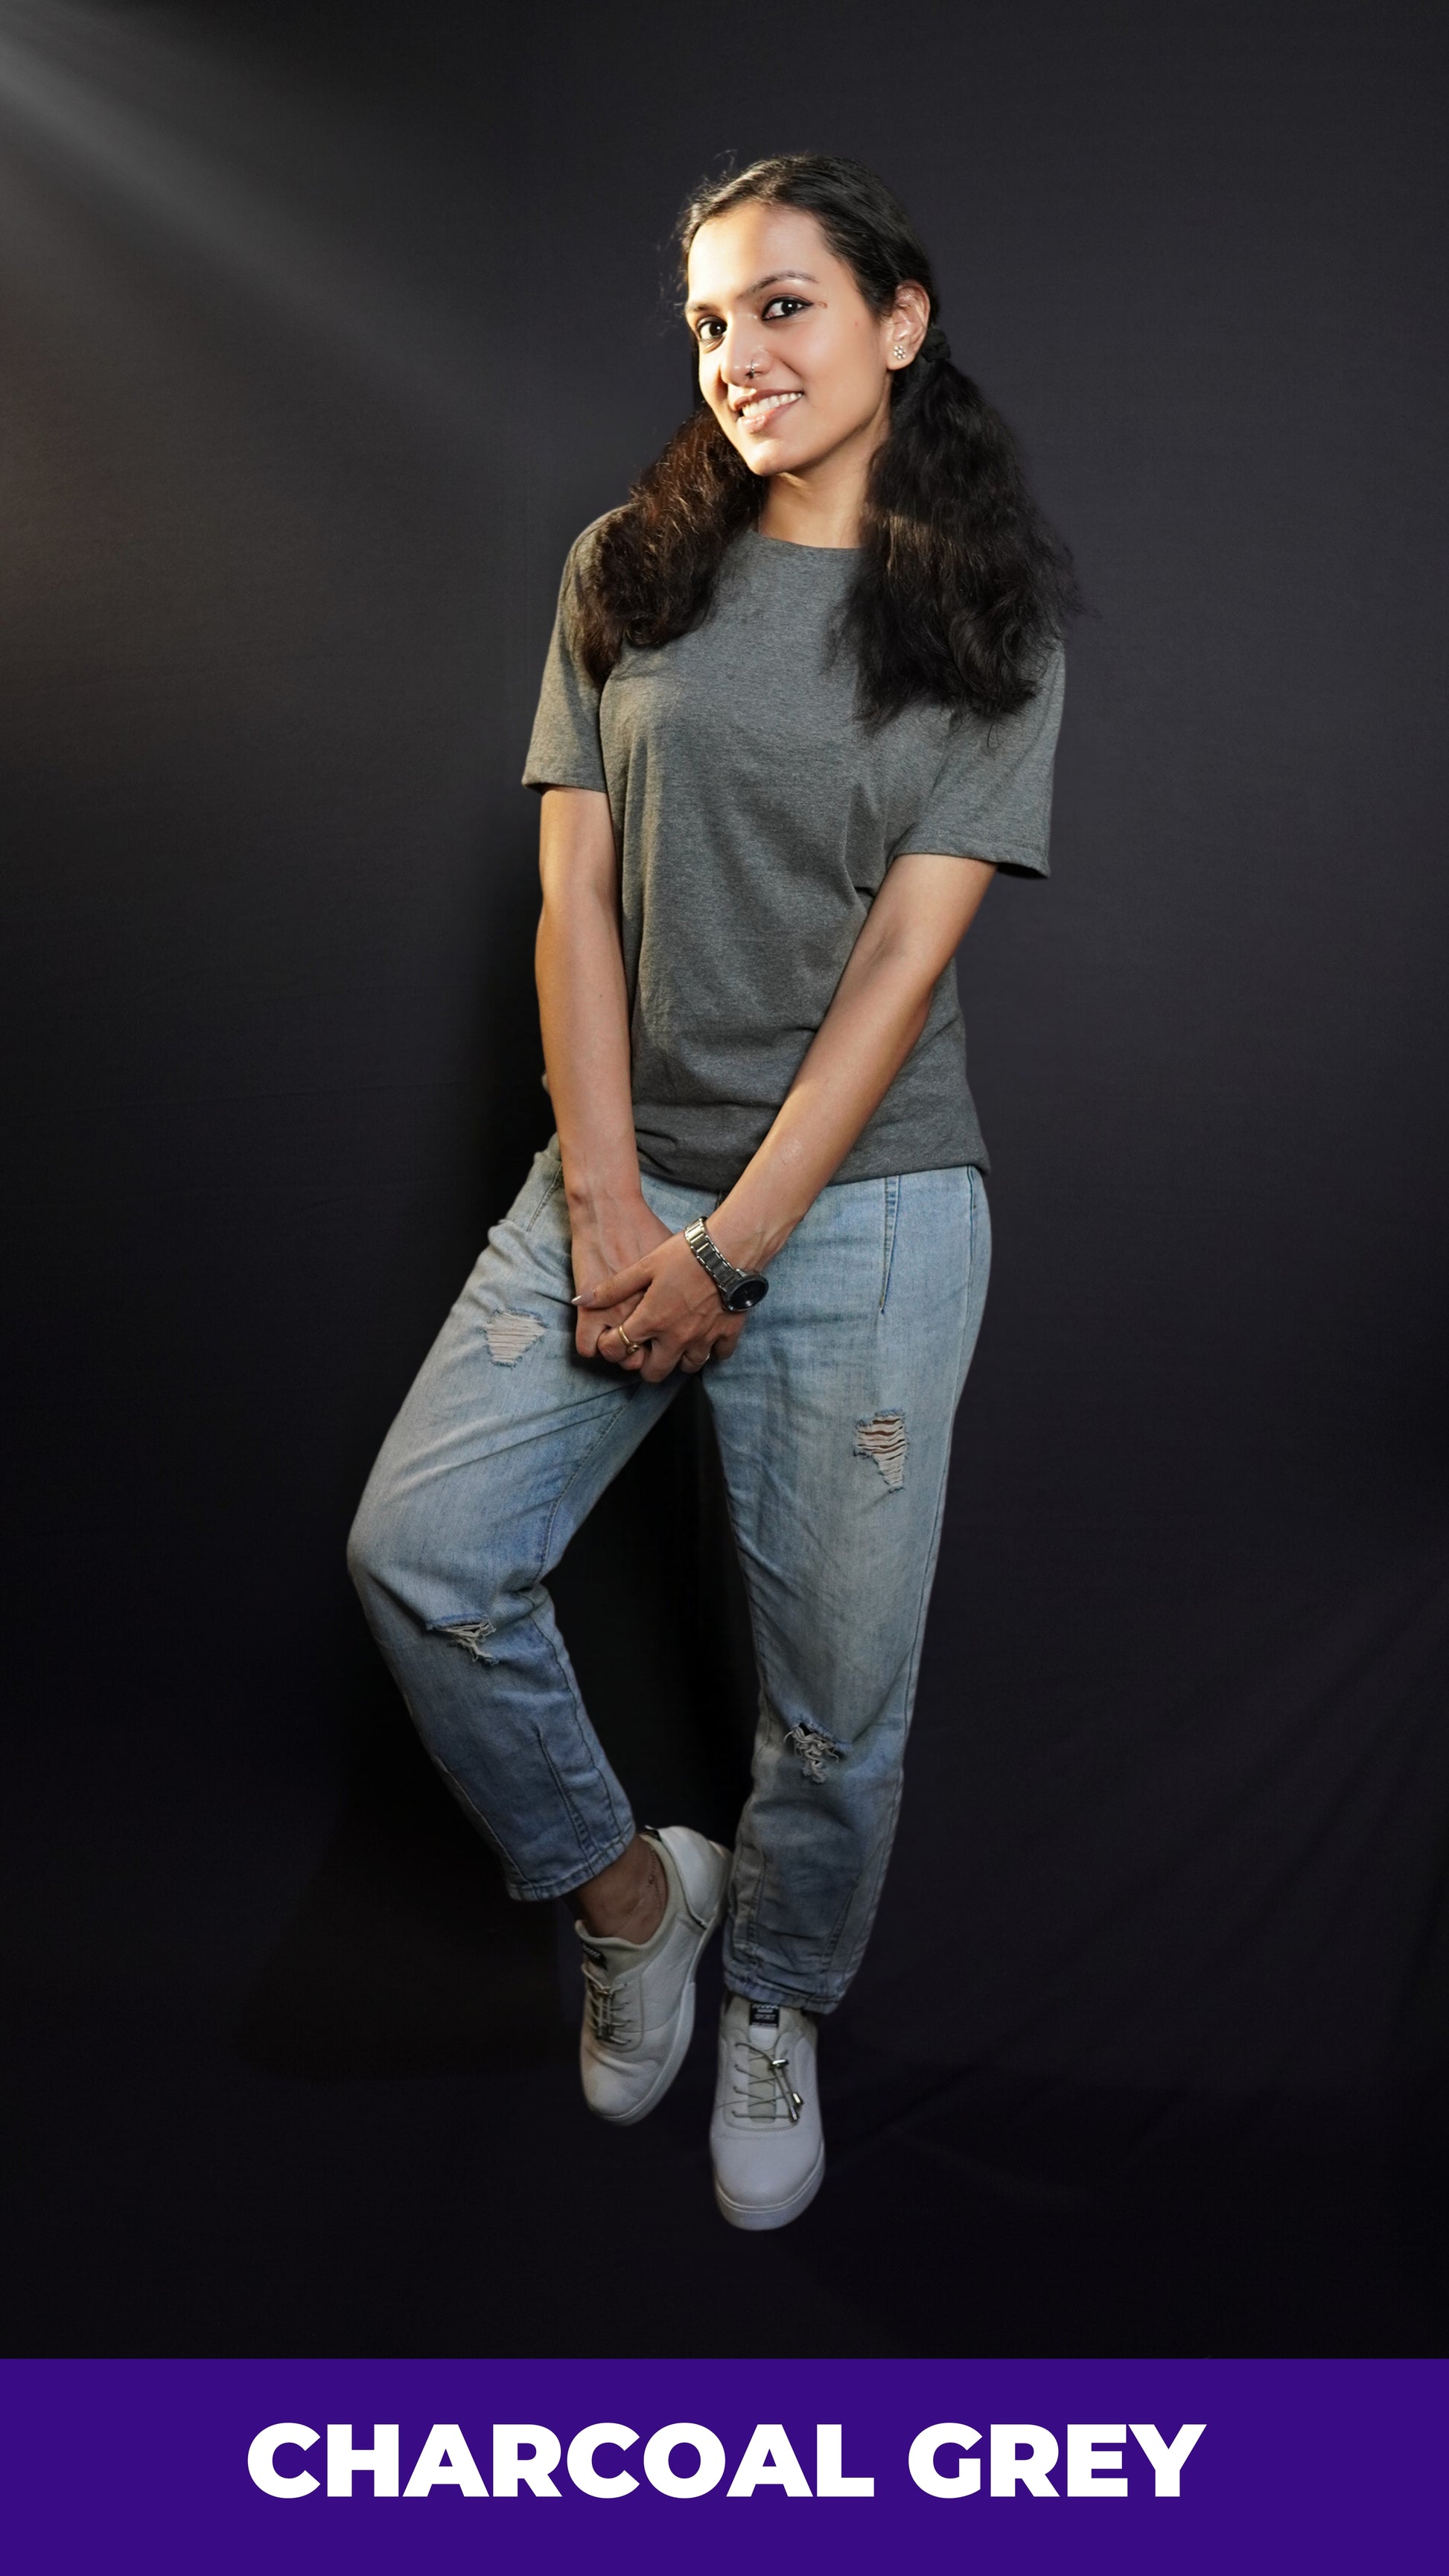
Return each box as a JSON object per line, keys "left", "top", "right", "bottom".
{"left": 436, "top": 1618, "right": 496, "bottom": 1664}
{"left": 855, "top": 1410, "right": 907, "bottom": 1489}
{"left": 483, "top": 1311, "right": 546, "bottom": 1364}
{"left": 783, "top": 1721, "right": 844, "bottom": 1784}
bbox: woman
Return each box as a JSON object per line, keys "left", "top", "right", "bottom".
{"left": 348, "top": 153, "right": 1074, "bottom": 2231}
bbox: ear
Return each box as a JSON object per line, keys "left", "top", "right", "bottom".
{"left": 885, "top": 280, "right": 932, "bottom": 368}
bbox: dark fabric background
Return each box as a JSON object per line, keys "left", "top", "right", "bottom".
{"left": 4, "top": 0, "right": 1447, "bottom": 2354}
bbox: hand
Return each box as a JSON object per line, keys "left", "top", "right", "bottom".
{"left": 568, "top": 1198, "right": 674, "bottom": 1361}
{"left": 576, "top": 1232, "right": 752, "bottom": 1381}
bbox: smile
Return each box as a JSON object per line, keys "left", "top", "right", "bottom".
{"left": 732, "top": 389, "right": 804, "bottom": 428}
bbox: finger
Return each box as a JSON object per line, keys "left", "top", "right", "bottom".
{"left": 576, "top": 1311, "right": 620, "bottom": 1361}
{"left": 601, "top": 1290, "right": 666, "bottom": 1348}
{"left": 639, "top": 1337, "right": 685, "bottom": 1386}
{"left": 573, "top": 1257, "right": 652, "bottom": 1311}
{"left": 576, "top": 1294, "right": 646, "bottom": 1355}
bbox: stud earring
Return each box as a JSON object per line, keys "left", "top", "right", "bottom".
{"left": 892, "top": 340, "right": 907, "bottom": 360}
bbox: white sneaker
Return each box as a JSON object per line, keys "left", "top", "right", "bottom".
{"left": 576, "top": 1825, "right": 730, "bottom": 2125}
{"left": 710, "top": 1993, "right": 825, "bottom": 2230}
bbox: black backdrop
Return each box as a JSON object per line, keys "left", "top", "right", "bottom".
{"left": 4, "top": 0, "right": 1448, "bottom": 2356}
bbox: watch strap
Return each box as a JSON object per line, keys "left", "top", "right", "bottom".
{"left": 683, "top": 1216, "right": 768, "bottom": 1310}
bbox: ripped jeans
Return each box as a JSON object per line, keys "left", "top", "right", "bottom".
{"left": 347, "top": 1139, "right": 990, "bottom": 2015}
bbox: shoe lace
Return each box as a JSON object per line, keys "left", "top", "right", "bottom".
{"left": 736, "top": 2032, "right": 803, "bottom": 2125}
{"left": 581, "top": 1949, "right": 639, "bottom": 2049}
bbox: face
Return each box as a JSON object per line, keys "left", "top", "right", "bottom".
{"left": 684, "top": 201, "right": 926, "bottom": 486}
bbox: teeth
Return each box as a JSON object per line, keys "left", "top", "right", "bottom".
{"left": 738, "top": 390, "right": 802, "bottom": 422}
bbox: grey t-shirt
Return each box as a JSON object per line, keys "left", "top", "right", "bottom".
{"left": 523, "top": 521, "right": 1064, "bottom": 1192}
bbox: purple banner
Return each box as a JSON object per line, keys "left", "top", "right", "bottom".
{"left": 1, "top": 2357, "right": 1442, "bottom": 2571}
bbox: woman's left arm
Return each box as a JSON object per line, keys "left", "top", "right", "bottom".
{"left": 577, "top": 852, "right": 995, "bottom": 1380}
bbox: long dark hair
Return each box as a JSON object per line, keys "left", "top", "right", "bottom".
{"left": 573, "top": 153, "right": 1078, "bottom": 723}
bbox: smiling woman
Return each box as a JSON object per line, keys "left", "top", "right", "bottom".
{"left": 685, "top": 211, "right": 921, "bottom": 526}
{"left": 346, "top": 151, "right": 1077, "bottom": 2234}
{"left": 577, "top": 155, "right": 1075, "bottom": 718}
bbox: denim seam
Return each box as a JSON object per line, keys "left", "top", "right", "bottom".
{"left": 517, "top": 1166, "right": 646, "bottom": 1577}
{"left": 535, "top": 1718, "right": 634, "bottom": 1885}
{"left": 728, "top": 1695, "right": 864, "bottom": 1984}
{"left": 759, "top": 1184, "right": 982, "bottom": 2005}
{"left": 695, "top": 1398, "right": 767, "bottom": 1713}
{"left": 879, "top": 1172, "right": 901, "bottom": 1314}
{"left": 727, "top": 1836, "right": 763, "bottom": 1979}
{"left": 413, "top": 1734, "right": 526, "bottom": 1880}
{"left": 748, "top": 1696, "right": 912, "bottom": 2010}
{"left": 538, "top": 1383, "right": 655, "bottom": 1575}
{"left": 825, "top": 1770, "right": 908, "bottom": 2002}
{"left": 696, "top": 1384, "right": 771, "bottom": 1973}
{"left": 822, "top": 1197, "right": 981, "bottom": 1990}
{"left": 529, "top": 1584, "right": 636, "bottom": 1849}
{"left": 482, "top": 1298, "right": 646, "bottom": 1890}
{"left": 522, "top": 1160, "right": 564, "bottom": 1238}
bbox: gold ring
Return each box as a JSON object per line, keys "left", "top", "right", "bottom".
{"left": 614, "top": 1323, "right": 641, "bottom": 1355}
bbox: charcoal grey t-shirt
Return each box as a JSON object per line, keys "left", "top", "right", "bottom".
{"left": 523, "top": 521, "right": 1064, "bottom": 1192}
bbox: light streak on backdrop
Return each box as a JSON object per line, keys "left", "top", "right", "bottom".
{"left": 0, "top": 0, "right": 511, "bottom": 442}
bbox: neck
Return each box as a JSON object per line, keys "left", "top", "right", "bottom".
{"left": 757, "top": 401, "right": 888, "bottom": 549}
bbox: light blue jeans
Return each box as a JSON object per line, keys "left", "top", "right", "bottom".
{"left": 347, "top": 1139, "right": 990, "bottom": 2015}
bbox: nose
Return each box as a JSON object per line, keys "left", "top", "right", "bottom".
{"left": 715, "top": 320, "right": 767, "bottom": 386}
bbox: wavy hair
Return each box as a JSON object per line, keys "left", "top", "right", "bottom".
{"left": 572, "top": 153, "right": 1078, "bottom": 723}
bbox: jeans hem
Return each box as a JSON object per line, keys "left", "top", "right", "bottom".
{"left": 724, "top": 1978, "right": 842, "bottom": 2019}
{"left": 503, "top": 1818, "right": 637, "bottom": 1904}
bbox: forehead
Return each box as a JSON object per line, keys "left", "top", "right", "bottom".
{"left": 685, "top": 200, "right": 845, "bottom": 306}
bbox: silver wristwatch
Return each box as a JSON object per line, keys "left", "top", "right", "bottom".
{"left": 683, "top": 1217, "right": 769, "bottom": 1313}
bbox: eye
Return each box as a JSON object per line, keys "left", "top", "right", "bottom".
{"left": 762, "top": 296, "right": 810, "bottom": 320}
{"left": 694, "top": 317, "right": 724, "bottom": 345}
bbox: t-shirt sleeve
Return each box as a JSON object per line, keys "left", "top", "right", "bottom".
{"left": 892, "top": 640, "right": 1066, "bottom": 877}
{"left": 521, "top": 529, "right": 609, "bottom": 794}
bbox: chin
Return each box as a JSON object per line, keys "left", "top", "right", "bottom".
{"left": 736, "top": 430, "right": 818, "bottom": 474}
{"left": 717, "top": 419, "right": 808, "bottom": 475}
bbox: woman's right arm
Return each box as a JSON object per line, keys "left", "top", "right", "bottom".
{"left": 534, "top": 786, "right": 672, "bottom": 1358}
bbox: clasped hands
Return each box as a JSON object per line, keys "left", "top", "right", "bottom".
{"left": 572, "top": 1205, "right": 751, "bottom": 1382}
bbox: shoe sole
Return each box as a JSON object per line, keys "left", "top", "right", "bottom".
{"left": 588, "top": 1839, "right": 730, "bottom": 2128}
{"left": 713, "top": 2143, "right": 826, "bottom": 2232}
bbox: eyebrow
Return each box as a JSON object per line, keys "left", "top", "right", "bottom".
{"left": 684, "top": 269, "right": 819, "bottom": 317}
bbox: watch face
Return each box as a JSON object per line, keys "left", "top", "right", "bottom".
{"left": 726, "top": 1276, "right": 768, "bottom": 1311}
